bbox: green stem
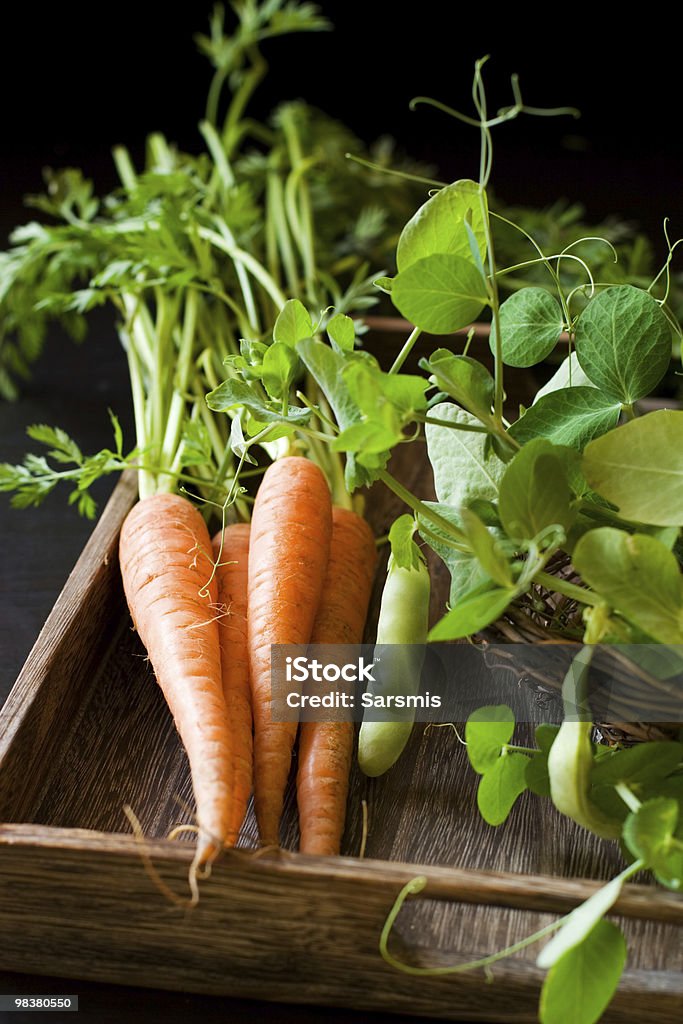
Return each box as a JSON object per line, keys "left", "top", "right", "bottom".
{"left": 284, "top": 157, "right": 318, "bottom": 303}
{"left": 160, "top": 289, "right": 199, "bottom": 485}
{"left": 534, "top": 570, "right": 600, "bottom": 607}
{"left": 112, "top": 146, "right": 138, "bottom": 191}
{"left": 280, "top": 106, "right": 317, "bottom": 304}
{"left": 482, "top": 195, "right": 505, "bottom": 422}
{"left": 221, "top": 49, "right": 267, "bottom": 158}
{"left": 214, "top": 221, "right": 261, "bottom": 335}
{"left": 122, "top": 294, "right": 155, "bottom": 375}
{"left": 378, "top": 470, "right": 466, "bottom": 543}
{"left": 389, "top": 327, "right": 422, "bottom": 375}
{"left": 615, "top": 782, "right": 642, "bottom": 814}
{"left": 198, "top": 226, "right": 287, "bottom": 310}
{"left": 418, "top": 415, "right": 489, "bottom": 434}
{"left": 381, "top": 857, "right": 644, "bottom": 979}
{"left": 194, "top": 382, "right": 229, "bottom": 468}
{"left": 152, "top": 289, "right": 176, "bottom": 478}
{"left": 205, "top": 67, "right": 228, "bottom": 127}
{"left": 490, "top": 210, "right": 573, "bottom": 326}
{"left": 267, "top": 170, "right": 300, "bottom": 296}
{"left": 122, "top": 330, "right": 154, "bottom": 499}
{"left": 380, "top": 877, "right": 562, "bottom": 977}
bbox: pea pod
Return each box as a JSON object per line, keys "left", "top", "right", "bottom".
{"left": 547, "top": 646, "right": 622, "bottom": 840}
{"left": 358, "top": 553, "right": 431, "bottom": 776}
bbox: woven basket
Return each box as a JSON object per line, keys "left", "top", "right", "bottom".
{"left": 479, "top": 553, "right": 681, "bottom": 745}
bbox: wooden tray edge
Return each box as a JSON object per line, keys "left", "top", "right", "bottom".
{"left": 1, "top": 822, "right": 681, "bottom": 925}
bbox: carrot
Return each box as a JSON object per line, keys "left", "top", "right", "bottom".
{"left": 248, "top": 456, "right": 333, "bottom": 846}
{"left": 211, "top": 522, "right": 252, "bottom": 845}
{"left": 119, "top": 492, "right": 233, "bottom": 871}
{"left": 297, "top": 506, "right": 377, "bottom": 856}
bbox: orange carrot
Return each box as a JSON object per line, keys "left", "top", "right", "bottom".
{"left": 297, "top": 506, "right": 377, "bottom": 856}
{"left": 119, "top": 492, "right": 233, "bottom": 870}
{"left": 248, "top": 456, "right": 333, "bottom": 846}
{"left": 211, "top": 522, "right": 252, "bottom": 845}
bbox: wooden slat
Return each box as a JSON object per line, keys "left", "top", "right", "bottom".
{"left": 0, "top": 826, "right": 682, "bottom": 1023}
{"left": 1, "top": 824, "right": 683, "bottom": 925}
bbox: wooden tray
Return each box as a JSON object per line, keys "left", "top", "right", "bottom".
{"left": 1, "top": 463, "right": 682, "bottom": 1023}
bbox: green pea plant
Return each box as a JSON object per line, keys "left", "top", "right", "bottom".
{"left": 256, "top": 60, "right": 683, "bottom": 1024}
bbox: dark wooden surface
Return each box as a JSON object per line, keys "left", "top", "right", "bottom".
{"left": 1, "top": 323, "right": 682, "bottom": 1023}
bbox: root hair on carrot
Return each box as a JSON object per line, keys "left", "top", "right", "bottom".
{"left": 123, "top": 804, "right": 194, "bottom": 910}
{"left": 184, "top": 606, "right": 232, "bottom": 629}
{"left": 167, "top": 823, "right": 199, "bottom": 841}
{"left": 424, "top": 721, "right": 466, "bottom": 744}
{"left": 250, "top": 842, "right": 282, "bottom": 860}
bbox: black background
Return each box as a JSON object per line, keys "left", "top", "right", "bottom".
{"left": 2, "top": 1, "right": 683, "bottom": 239}
{"left": 0, "top": 4, "right": 681, "bottom": 1022}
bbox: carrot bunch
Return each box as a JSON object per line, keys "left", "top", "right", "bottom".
{"left": 248, "top": 459, "right": 377, "bottom": 853}
{"left": 1, "top": 4, "right": 393, "bottom": 876}
{"left": 117, "top": 452, "right": 377, "bottom": 876}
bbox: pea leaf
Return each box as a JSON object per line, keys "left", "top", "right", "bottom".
{"left": 426, "top": 402, "right": 506, "bottom": 509}
{"left": 327, "top": 312, "right": 355, "bottom": 352}
{"left": 526, "top": 725, "right": 560, "bottom": 797}
{"left": 467, "top": 497, "right": 501, "bottom": 528}
{"left": 510, "top": 387, "right": 621, "bottom": 450}
{"left": 491, "top": 288, "right": 564, "bottom": 367}
{"left": 539, "top": 920, "right": 627, "bottom": 1024}
{"left": 476, "top": 752, "right": 529, "bottom": 825}
{"left": 428, "top": 585, "right": 516, "bottom": 641}
{"left": 534, "top": 352, "right": 596, "bottom": 403}
{"left": 498, "top": 439, "right": 575, "bottom": 541}
{"left": 591, "top": 742, "right": 683, "bottom": 789}
{"left": 420, "top": 350, "right": 494, "bottom": 422}
{"left": 526, "top": 751, "right": 551, "bottom": 796}
{"left": 330, "top": 361, "right": 428, "bottom": 468}
{"left": 460, "top": 507, "right": 512, "bottom": 586}
{"left": 297, "top": 339, "right": 382, "bottom": 491}
{"left": 623, "top": 797, "right": 683, "bottom": 890}
{"left": 582, "top": 410, "right": 683, "bottom": 526}
{"left": 229, "top": 414, "right": 257, "bottom": 465}
{"left": 392, "top": 253, "right": 489, "bottom": 334}
{"left": 344, "top": 361, "right": 428, "bottom": 422}
{"left": 537, "top": 873, "right": 627, "bottom": 970}
{"left": 260, "top": 341, "right": 299, "bottom": 400}
{"left": 396, "top": 179, "right": 487, "bottom": 271}
{"left": 333, "top": 421, "right": 398, "bottom": 456}
{"left": 572, "top": 529, "right": 683, "bottom": 643}
{"left": 388, "top": 514, "right": 422, "bottom": 571}
{"left": 574, "top": 284, "right": 672, "bottom": 403}
{"left": 537, "top": 723, "right": 561, "bottom": 753}
{"left": 206, "top": 378, "right": 310, "bottom": 426}
{"left": 465, "top": 704, "right": 515, "bottom": 773}
{"left": 273, "top": 298, "right": 313, "bottom": 347}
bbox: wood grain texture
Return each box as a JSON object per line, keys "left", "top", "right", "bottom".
{"left": 0, "top": 827, "right": 682, "bottom": 1024}
{"left": 0, "top": 471, "right": 138, "bottom": 822}
{"left": 0, "top": 448, "right": 682, "bottom": 1022}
